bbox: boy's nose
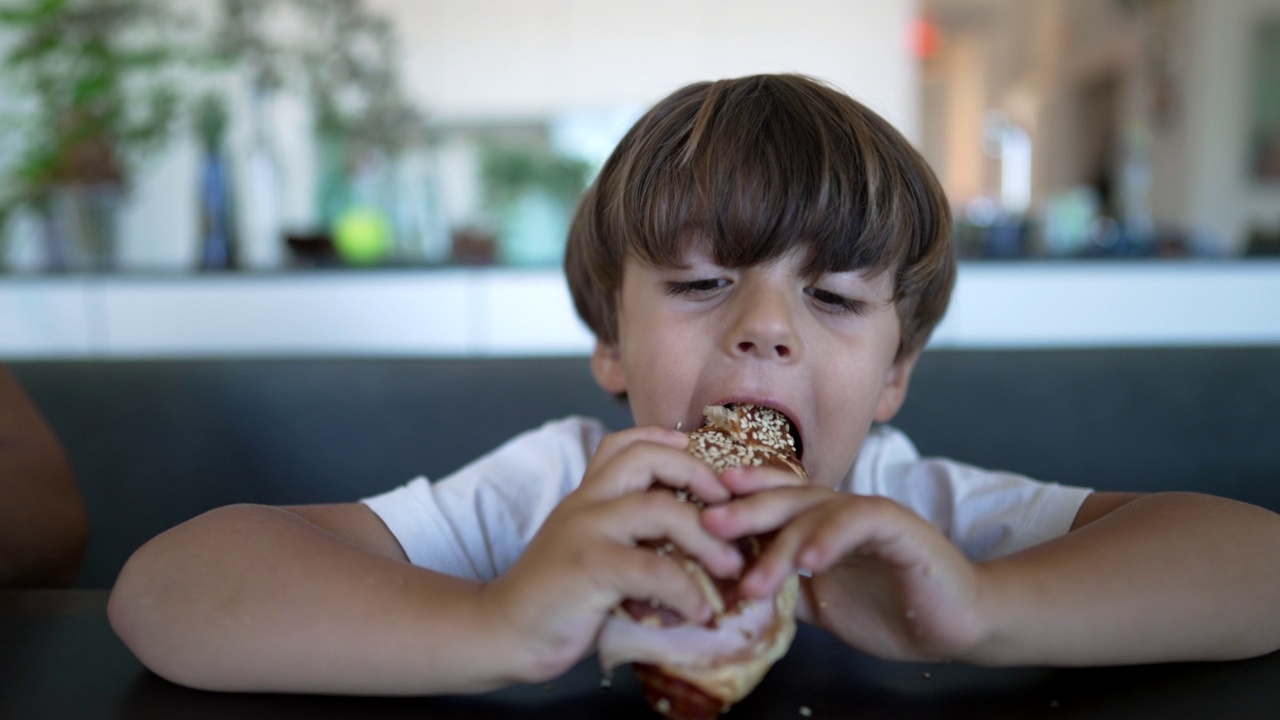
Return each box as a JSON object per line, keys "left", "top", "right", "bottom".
{"left": 725, "top": 288, "right": 801, "bottom": 362}
{"left": 735, "top": 340, "right": 792, "bottom": 359}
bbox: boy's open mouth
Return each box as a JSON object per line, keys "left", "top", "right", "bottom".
{"left": 713, "top": 403, "right": 804, "bottom": 462}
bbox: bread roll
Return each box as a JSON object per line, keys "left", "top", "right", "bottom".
{"left": 597, "top": 404, "right": 805, "bottom": 720}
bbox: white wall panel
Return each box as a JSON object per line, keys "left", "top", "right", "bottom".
{"left": 4, "top": 262, "right": 1279, "bottom": 359}
{"left": 0, "top": 279, "right": 97, "bottom": 358}
{"left": 98, "top": 273, "right": 474, "bottom": 357}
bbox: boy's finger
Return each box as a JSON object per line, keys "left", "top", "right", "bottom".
{"left": 591, "top": 426, "right": 690, "bottom": 468}
{"left": 700, "top": 487, "right": 829, "bottom": 540}
{"left": 747, "top": 497, "right": 923, "bottom": 598}
{"left": 792, "top": 497, "right": 931, "bottom": 572}
{"left": 719, "top": 465, "right": 810, "bottom": 496}
{"left": 598, "top": 492, "right": 743, "bottom": 578}
{"left": 610, "top": 545, "right": 718, "bottom": 625}
{"left": 740, "top": 506, "right": 842, "bottom": 598}
{"left": 583, "top": 442, "right": 730, "bottom": 504}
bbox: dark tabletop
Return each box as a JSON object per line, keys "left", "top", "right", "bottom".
{"left": 3, "top": 590, "right": 1279, "bottom": 720}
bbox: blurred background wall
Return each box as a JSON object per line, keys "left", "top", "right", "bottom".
{"left": 1, "top": 0, "right": 1278, "bottom": 357}
{"left": 920, "top": 0, "right": 1280, "bottom": 259}
{"left": 0, "top": 0, "right": 918, "bottom": 272}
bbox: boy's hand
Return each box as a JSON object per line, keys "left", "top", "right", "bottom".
{"left": 702, "top": 467, "right": 987, "bottom": 662}
{"left": 482, "top": 427, "right": 745, "bottom": 682}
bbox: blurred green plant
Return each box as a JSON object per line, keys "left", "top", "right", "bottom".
{"left": 0, "top": 0, "right": 427, "bottom": 267}
{"left": 204, "top": 0, "right": 426, "bottom": 155}
{"left": 192, "top": 93, "right": 230, "bottom": 155}
{"left": 292, "top": 0, "right": 426, "bottom": 155}
{"left": 203, "top": 0, "right": 427, "bottom": 231}
{"left": 481, "top": 145, "right": 592, "bottom": 210}
{"left": 0, "top": 0, "right": 187, "bottom": 232}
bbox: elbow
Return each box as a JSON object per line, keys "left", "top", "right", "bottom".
{"left": 108, "top": 540, "right": 217, "bottom": 691}
{"left": 109, "top": 540, "right": 176, "bottom": 683}
{"left": 107, "top": 504, "right": 277, "bottom": 691}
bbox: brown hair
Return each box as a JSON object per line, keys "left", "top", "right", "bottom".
{"left": 564, "top": 73, "right": 954, "bottom": 359}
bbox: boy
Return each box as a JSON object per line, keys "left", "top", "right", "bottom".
{"left": 109, "top": 74, "right": 1280, "bottom": 694}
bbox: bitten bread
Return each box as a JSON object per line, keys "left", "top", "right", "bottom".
{"left": 597, "top": 404, "right": 806, "bottom": 720}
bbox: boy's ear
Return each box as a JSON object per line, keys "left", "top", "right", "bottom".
{"left": 591, "top": 340, "right": 628, "bottom": 395}
{"left": 873, "top": 350, "right": 920, "bottom": 423}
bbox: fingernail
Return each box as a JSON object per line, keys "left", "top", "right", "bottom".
{"left": 799, "top": 547, "right": 820, "bottom": 569}
{"left": 725, "top": 546, "right": 743, "bottom": 567}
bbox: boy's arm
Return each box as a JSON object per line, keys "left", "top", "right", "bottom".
{"left": 969, "top": 490, "right": 1280, "bottom": 665}
{"left": 108, "top": 502, "right": 529, "bottom": 695}
{"left": 110, "top": 426, "right": 745, "bottom": 695}
{"left": 0, "top": 366, "right": 89, "bottom": 587}
{"left": 707, "top": 470, "right": 1280, "bottom": 667}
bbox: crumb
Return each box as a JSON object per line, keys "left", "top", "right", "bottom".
{"left": 656, "top": 698, "right": 672, "bottom": 713}
{"left": 921, "top": 672, "right": 931, "bottom": 679}
{"left": 799, "top": 706, "right": 812, "bottom": 717}
{"left": 600, "top": 676, "right": 612, "bottom": 690}
{"left": 905, "top": 608, "right": 917, "bottom": 620}
{"left": 819, "top": 601, "right": 828, "bottom": 608}
{"left": 1049, "top": 700, "right": 1060, "bottom": 708}
{"left": 676, "top": 421, "right": 683, "bottom": 431}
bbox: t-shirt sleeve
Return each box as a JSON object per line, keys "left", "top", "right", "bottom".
{"left": 359, "top": 416, "right": 606, "bottom": 582}
{"left": 853, "top": 426, "right": 1093, "bottom": 561}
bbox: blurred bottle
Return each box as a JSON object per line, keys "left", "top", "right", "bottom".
{"left": 239, "top": 84, "right": 284, "bottom": 270}
{"left": 196, "top": 94, "right": 238, "bottom": 271}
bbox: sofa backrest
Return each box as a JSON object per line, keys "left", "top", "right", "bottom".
{"left": 12, "top": 346, "right": 1279, "bottom": 587}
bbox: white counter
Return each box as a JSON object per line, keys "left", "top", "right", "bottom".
{"left": 2, "top": 261, "right": 1278, "bottom": 358}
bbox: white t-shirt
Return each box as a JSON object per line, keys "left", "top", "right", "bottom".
{"left": 361, "top": 417, "right": 1091, "bottom": 582}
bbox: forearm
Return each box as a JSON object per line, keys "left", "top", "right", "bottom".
{"left": 967, "top": 492, "right": 1280, "bottom": 666}
{"left": 109, "top": 504, "right": 533, "bottom": 694}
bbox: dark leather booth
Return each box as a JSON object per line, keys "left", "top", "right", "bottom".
{"left": 12, "top": 346, "right": 1280, "bottom": 588}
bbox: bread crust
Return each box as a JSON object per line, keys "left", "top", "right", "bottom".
{"left": 615, "top": 404, "right": 807, "bottom": 719}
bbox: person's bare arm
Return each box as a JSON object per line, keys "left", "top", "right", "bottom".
{"left": 968, "top": 491, "right": 1280, "bottom": 665}
{"left": 109, "top": 426, "right": 744, "bottom": 695}
{"left": 0, "top": 366, "right": 89, "bottom": 587}
{"left": 708, "top": 466, "right": 1280, "bottom": 667}
{"left": 108, "top": 502, "right": 531, "bottom": 695}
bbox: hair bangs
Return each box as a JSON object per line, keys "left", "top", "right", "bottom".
{"left": 615, "top": 76, "right": 910, "bottom": 283}
{"left": 567, "top": 74, "right": 954, "bottom": 354}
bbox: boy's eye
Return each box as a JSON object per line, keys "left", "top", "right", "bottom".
{"left": 805, "top": 287, "right": 868, "bottom": 315}
{"left": 664, "top": 278, "right": 730, "bottom": 297}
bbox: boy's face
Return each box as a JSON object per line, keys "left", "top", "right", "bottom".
{"left": 592, "top": 244, "right": 918, "bottom": 490}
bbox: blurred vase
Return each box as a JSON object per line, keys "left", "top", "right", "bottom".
{"left": 198, "top": 150, "right": 238, "bottom": 271}
{"left": 392, "top": 148, "right": 451, "bottom": 265}
{"left": 240, "top": 86, "right": 284, "bottom": 270}
{"left": 496, "top": 187, "right": 571, "bottom": 267}
{"left": 316, "top": 126, "right": 351, "bottom": 233}
{"left": 39, "top": 183, "right": 123, "bottom": 273}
